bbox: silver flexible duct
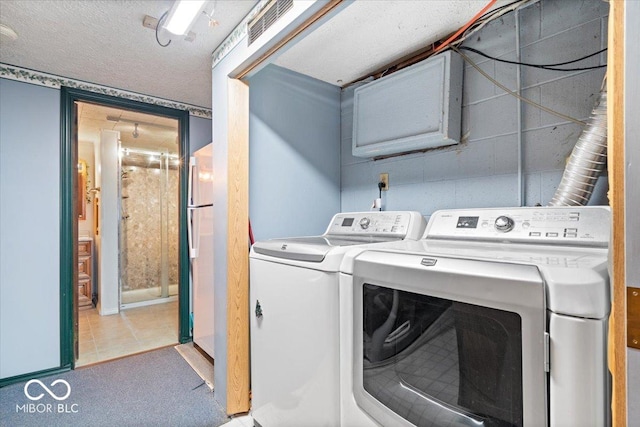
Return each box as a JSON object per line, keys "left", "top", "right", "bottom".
{"left": 549, "top": 90, "right": 608, "bottom": 206}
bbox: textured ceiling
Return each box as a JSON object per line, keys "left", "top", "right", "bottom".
{"left": 1, "top": 0, "right": 504, "bottom": 108}
{"left": 274, "top": 0, "right": 502, "bottom": 86}
{"left": 0, "top": 0, "right": 258, "bottom": 109}
{"left": 2, "top": 1, "right": 508, "bottom": 164}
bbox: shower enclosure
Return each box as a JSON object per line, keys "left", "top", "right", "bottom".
{"left": 119, "top": 148, "right": 179, "bottom": 308}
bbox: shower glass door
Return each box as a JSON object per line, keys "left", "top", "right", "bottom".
{"left": 119, "top": 140, "right": 179, "bottom": 308}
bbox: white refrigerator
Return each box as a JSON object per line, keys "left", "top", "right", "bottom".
{"left": 188, "top": 143, "right": 215, "bottom": 358}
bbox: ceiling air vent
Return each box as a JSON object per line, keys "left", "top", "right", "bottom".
{"left": 248, "top": 0, "right": 293, "bottom": 45}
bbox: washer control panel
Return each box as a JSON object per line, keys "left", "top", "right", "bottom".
{"left": 326, "top": 211, "right": 424, "bottom": 238}
{"left": 427, "top": 207, "right": 610, "bottom": 247}
{"left": 494, "top": 215, "right": 515, "bottom": 233}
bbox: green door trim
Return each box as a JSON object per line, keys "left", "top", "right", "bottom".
{"left": 60, "top": 87, "right": 192, "bottom": 370}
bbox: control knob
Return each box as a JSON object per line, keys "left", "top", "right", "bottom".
{"left": 359, "top": 217, "right": 371, "bottom": 229}
{"left": 494, "top": 216, "right": 515, "bottom": 232}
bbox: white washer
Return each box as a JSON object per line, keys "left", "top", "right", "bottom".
{"left": 249, "top": 211, "right": 426, "bottom": 427}
{"left": 340, "top": 206, "right": 611, "bottom": 427}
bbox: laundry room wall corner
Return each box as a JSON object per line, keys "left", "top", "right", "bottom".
{"left": 249, "top": 64, "right": 341, "bottom": 241}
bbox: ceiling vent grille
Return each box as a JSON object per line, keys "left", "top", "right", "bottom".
{"left": 248, "top": 0, "right": 293, "bottom": 45}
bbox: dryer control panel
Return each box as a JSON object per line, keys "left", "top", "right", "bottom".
{"left": 426, "top": 206, "right": 610, "bottom": 247}
{"left": 325, "top": 211, "right": 425, "bottom": 240}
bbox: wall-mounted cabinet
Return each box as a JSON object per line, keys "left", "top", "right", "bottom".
{"left": 352, "top": 51, "right": 463, "bottom": 158}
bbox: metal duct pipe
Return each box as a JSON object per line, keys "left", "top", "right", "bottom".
{"left": 549, "top": 90, "right": 608, "bottom": 206}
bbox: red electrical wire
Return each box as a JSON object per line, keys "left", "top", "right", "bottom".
{"left": 249, "top": 219, "right": 255, "bottom": 246}
{"left": 434, "top": 0, "right": 498, "bottom": 53}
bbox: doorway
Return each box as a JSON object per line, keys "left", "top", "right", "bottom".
{"left": 76, "top": 102, "right": 182, "bottom": 365}
{"left": 60, "top": 87, "right": 190, "bottom": 369}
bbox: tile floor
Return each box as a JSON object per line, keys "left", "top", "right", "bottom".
{"left": 77, "top": 300, "right": 179, "bottom": 366}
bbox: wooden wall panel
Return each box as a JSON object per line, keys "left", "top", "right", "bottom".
{"left": 607, "top": 1, "right": 626, "bottom": 425}
{"left": 226, "top": 78, "right": 250, "bottom": 415}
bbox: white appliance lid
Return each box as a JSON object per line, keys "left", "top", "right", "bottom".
{"left": 252, "top": 235, "right": 400, "bottom": 262}
{"left": 251, "top": 211, "right": 426, "bottom": 263}
{"left": 348, "top": 241, "right": 610, "bottom": 319}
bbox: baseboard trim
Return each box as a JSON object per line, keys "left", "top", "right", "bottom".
{"left": 0, "top": 364, "right": 71, "bottom": 388}
{"left": 99, "top": 307, "right": 119, "bottom": 316}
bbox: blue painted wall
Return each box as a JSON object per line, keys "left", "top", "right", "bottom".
{"left": 0, "top": 78, "right": 61, "bottom": 379}
{"left": 249, "top": 65, "right": 341, "bottom": 241}
{"left": 340, "top": 0, "right": 609, "bottom": 218}
{"left": 0, "top": 77, "right": 211, "bottom": 381}
{"left": 189, "top": 115, "right": 212, "bottom": 154}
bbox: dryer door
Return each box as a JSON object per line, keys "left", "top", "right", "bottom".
{"left": 351, "top": 251, "right": 547, "bottom": 427}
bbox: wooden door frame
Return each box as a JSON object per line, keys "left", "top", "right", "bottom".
{"left": 608, "top": 1, "right": 626, "bottom": 425}
{"left": 226, "top": 78, "right": 250, "bottom": 414}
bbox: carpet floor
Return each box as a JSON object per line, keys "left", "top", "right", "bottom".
{"left": 0, "top": 346, "right": 230, "bottom": 427}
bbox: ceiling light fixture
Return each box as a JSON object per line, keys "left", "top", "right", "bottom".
{"left": 132, "top": 123, "right": 140, "bottom": 139}
{"left": 164, "top": 0, "right": 207, "bottom": 36}
{"left": 0, "top": 24, "right": 18, "bottom": 41}
{"left": 203, "top": 1, "right": 219, "bottom": 28}
{"left": 106, "top": 115, "right": 177, "bottom": 131}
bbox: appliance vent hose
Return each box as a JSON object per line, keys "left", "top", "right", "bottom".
{"left": 549, "top": 90, "right": 608, "bottom": 206}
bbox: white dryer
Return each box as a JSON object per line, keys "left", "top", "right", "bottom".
{"left": 249, "top": 211, "right": 426, "bottom": 427}
{"left": 339, "top": 206, "right": 611, "bottom": 427}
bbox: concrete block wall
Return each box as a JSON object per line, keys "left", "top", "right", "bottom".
{"left": 340, "top": 0, "right": 609, "bottom": 218}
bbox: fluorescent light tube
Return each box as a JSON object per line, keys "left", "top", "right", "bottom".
{"left": 164, "top": 0, "right": 206, "bottom": 36}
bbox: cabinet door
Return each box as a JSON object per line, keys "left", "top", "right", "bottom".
{"left": 78, "top": 241, "right": 91, "bottom": 256}
{"left": 78, "top": 278, "right": 92, "bottom": 309}
{"left": 77, "top": 241, "right": 92, "bottom": 309}
{"left": 78, "top": 256, "right": 91, "bottom": 278}
{"left": 78, "top": 278, "right": 91, "bottom": 298}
